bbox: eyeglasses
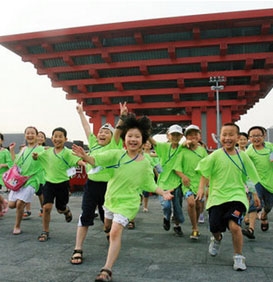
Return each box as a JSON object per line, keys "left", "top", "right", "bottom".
{"left": 249, "top": 135, "right": 264, "bottom": 138}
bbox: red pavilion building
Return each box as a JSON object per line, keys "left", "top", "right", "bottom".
{"left": 1, "top": 8, "right": 273, "bottom": 148}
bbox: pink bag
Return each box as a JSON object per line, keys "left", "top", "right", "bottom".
{"left": 2, "top": 165, "right": 30, "bottom": 191}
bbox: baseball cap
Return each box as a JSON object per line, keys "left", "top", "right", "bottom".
{"left": 184, "top": 124, "right": 200, "bottom": 136}
{"left": 100, "top": 123, "right": 114, "bottom": 134}
{"left": 168, "top": 124, "right": 183, "bottom": 134}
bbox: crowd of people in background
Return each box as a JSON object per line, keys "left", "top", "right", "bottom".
{"left": 1, "top": 104, "right": 273, "bottom": 281}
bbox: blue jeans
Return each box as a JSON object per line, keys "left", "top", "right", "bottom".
{"left": 158, "top": 185, "right": 184, "bottom": 224}
{"left": 255, "top": 182, "right": 273, "bottom": 214}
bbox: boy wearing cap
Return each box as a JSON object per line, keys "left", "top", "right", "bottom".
{"left": 70, "top": 102, "right": 126, "bottom": 265}
{"left": 149, "top": 124, "right": 185, "bottom": 236}
{"left": 175, "top": 125, "right": 208, "bottom": 240}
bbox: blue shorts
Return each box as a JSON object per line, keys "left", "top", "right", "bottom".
{"left": 208, "top": 201, "right": 246, "bottom": 233}
{"left": 246, "top": 192, "right": 258, "bottom": 213}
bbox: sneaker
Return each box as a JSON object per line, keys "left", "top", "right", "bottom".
{"left": 242, "top": 227, "right": 255, "bottom": 239}
{"left": 173, "top": 226, "right": 183, "bottom": 237}
{"left": 23, "top": 211, "right": 31, "bottom": 219}
{"left": 198, "top": 213, "right": 205, "bottom": 224}
{"left": 209, "top": 236, "right": 221, "bottom": 256}
{"left": 190, "top": 230, "right": 200, "bottom": 240}
{"left": 163, "top": 218, "right": 170, "bottom": 231}
{"left": 233, "top": 254, "right": 247, "bottom": 271}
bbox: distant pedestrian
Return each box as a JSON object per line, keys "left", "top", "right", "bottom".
{"left": 0, "top": 133, "right": 13, "bottom": 193}
{"left": 196, "top": 123, "right": 260, "bottom": 271}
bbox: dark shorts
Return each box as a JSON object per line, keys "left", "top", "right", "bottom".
{"left": 43, "top": 181, "right": 70, "bottom": 212}
{"left": 35, "top": 183, "right": 44, "bottom": 196}
{"left": 80, "top": 179, "right": 107, "bottom": 226}
{"left": 142, "top": 191, "right": 150, "bottom": 198}
{"left": 208, "top": 201, "right": 246, "bottom": 233}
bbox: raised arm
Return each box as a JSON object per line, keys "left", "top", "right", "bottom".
{"left": 8, "top": 142, "right": 16, "bottom": 161}
{"left": 113, "top": 102, "right": 128, "bottom": 145}
{"left": 72, "top": 144, "right": 95, "bottom": 166}
{"left": 149, "top": 135, "right": 157, "bottom": 147}
{"left": 76, "top": 102, "right": 92, "bottom": 140}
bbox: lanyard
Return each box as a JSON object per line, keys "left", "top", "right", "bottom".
{"left": 54, "top": 148, "right": 70, "bottom": 167}
{"left": 223, "top": 148, "right": 247, "bottom": 176}
{"left": 253, "top": 143, "right": 271, "bottom": 156}
{"left": 163, "top": 144, "right": 178, "bottom": 166}
{"left": 189, "top": 148, "right": 203, "bottom": 158}
{"left": 106, "top": 152, "right": 139, "bottom": 169}
{"left": 90, "top": 144, "right": 102, "bottom": 153}
{"left": 21, "top": 146, "right": 37, "bottom": 164}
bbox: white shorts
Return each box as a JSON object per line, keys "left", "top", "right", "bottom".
{"left": 8, "top": 185, "right": 35, "bottom": 203}
{"left": 103, "top": 206, "right": 129, "bottom": 227}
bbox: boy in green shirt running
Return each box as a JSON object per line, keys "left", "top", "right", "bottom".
{"left": 149, "top": 124, "right": 185, "bottom": 236}
{"left": 33, "top": 127, "right": 83, "bottom": 242}
{"left": 196, "top": 123, "right": 260, "bottom": 271}
{"left": 175, "top": 125, "right": 208, "bottom": 240}
{"left": 243, "top": 126, "right": 273, "bottom": 238}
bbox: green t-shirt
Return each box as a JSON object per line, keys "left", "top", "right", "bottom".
{"left": 86, "top": 133, "right": 123, "bottom": 182}
{"left": 174, "top": 146, "right": 208, "bottom": 194}
{"left": 94, "top": 149, "right": 157, "bottom": 220}
{"left": 15, "top": 146, "right": 45, "bottom": 192}
{"left": 154, "top": 142, "right": 182, "bottom": 190}
{"left": 143, "top": 152, "right": 158, "bottom": 168}
{"left": 196, "top": 148, "right": 260, "bottom": 211}
{"left": 37, "top": 147, "right": 81, "bottom": 183}
{"left": 246, "top": 141, "right": 273, "bottom": 193}
{"left": 0, "top": 148, "right": 13, "bottom": 186}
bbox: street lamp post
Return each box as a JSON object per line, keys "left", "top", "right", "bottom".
{"left": 209, "top": 76, "right": 225, "bottom": 148}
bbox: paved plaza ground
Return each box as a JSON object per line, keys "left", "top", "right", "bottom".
{"left": 1, "top": 192, "right": 273, "bottom": 282}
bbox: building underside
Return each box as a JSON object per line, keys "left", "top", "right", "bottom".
{"left": 1, "top": 8, "right": 273, "bottom": 147}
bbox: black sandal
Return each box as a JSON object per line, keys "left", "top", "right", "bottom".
{"left": 104, "top": 227, "right": 111, "bottom": 242}
{"left": 95, "top": 268, "right": 112, "bottom": 282}
{"left": 70, "top": 249, "right": 83, "bottom": 265}
{"left": 242, "top": 227, "right": 255, "bottom": 239}
{"left": 38, "top": 231, "right": 49, "bottom": 242}
{"left": 64, "top": 207, "right": 73, "bottom": 222}
{"left": 261, "top": 215, "right": 269, "bottom": 232}
{"left": 128, "top": 221, "right": 135, "bottom": 229}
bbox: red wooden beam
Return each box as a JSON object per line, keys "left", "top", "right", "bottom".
{"left": 35, "top": 52, "right": 273, "bottom": 75}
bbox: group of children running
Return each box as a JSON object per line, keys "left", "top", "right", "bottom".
{"left": 0, "top": 103, "right": 273, "bottom": 281}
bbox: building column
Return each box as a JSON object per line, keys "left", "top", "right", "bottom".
{"left": 221, "top": 106, "right": 232, "bottom": 124}
{"left": 191, "top": 107, "right": 202, "bottom": 126}
{"left": 206, "top": 107, "right": 217, "bottom": 150}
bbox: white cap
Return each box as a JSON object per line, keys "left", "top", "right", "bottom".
{"left": 168, "top": 124, "right": 183, "bottom": 134}
{"left": 100, "top": 123, "right": 114, "bottom": 134}
{"left": 184, "top": 124, "right": 200, "bottom": 136}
